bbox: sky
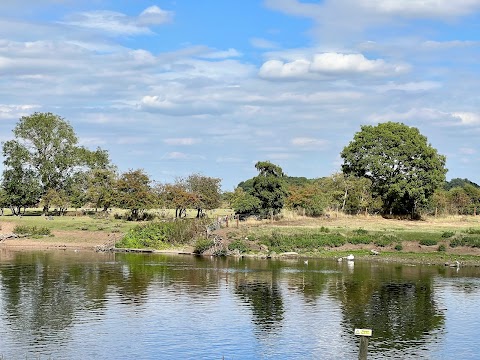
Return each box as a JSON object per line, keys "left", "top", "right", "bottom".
{"left": 1, "top": 0, "right": 480, "bottom": 190}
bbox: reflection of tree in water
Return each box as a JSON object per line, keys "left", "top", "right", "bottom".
{"left": 235, "top": 280, "right": 284, "bottom": 333}
{"left": 338, "top": 276, "right": 444, "bottom": 352}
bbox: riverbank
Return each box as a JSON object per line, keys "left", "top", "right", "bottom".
{"left": 2, "top": 214, "right": 480, "bottom": 266}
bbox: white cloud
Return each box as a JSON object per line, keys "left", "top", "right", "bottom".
{"left": 422, "top": 40, "right": 480, "bottom": 49}
{"left": 163, "top": 138, "right": 199, "bottom": 146}
{"left": 358, "top": 0, "right": 480, "bottom": 18}
{"left": 459, "top": 147, "right": 476, "bottom": 155}
{"left": 61, "top": 5, "right": 173, "bottom": 36}
{"left": 452, "top": 112, "right": 480, "bottom": 125}
{"left": 139, "top": 95, "right": 226, "bottom": 116}
{"left": 0, "top": 104, "right": 40, "bottom": 120}
{"left": 291, "top": 137, "right": 329, "bottom": 149}
{"left": 199, "top": 48, "right": 242, "bottom": 59}
{"left": 259, "top": 52, "right": 408, "bottom": 79}
{"left": 162, "top": 152, "right": 206, "bottom": 160}
{"left": 375, "top": 81, "right": 441, "bottom": 92}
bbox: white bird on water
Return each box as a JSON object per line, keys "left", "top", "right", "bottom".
{"left": 346, "top": 254, "right": 355, "bottom": 261}
{"left": 304, "top": 260, "right": 309, "bottom": 265}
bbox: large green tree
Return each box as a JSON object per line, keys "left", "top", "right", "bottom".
{"left": 186, "top": 174, "right": 222, "bottom": 218}
{"left": 252, "top": 161, "right": 288, "bottom": 217}
{"left": 2, "top": 112, "right": 109, "bottom": 213}
{"left": 116, "top": 169, "right": 154, "bottom": 220}
{"left": 341, "top": 122, "right": 447, "bottom": 217}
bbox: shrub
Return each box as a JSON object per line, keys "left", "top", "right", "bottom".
{"left": 438, "top": 244, "right": 446, "bottom": 252}
{"left": 419, "top": 239, "right": 438, "bottom": 246}
{"left": 228, "top": 240, "right": 248, "bottom": 253}
{"left": 319, "top": 226, "right": 330, "bottom": 233}
{"left": 441, "top": 231, "right": 455, "bottom": 238}
{"left": 194, "top": 238, "right": 214, "bottom": 254}
{"left": 465, "top": 228, "right": 480, "bottom": 235}
{"left": 14, "top": 225, "right": 51, "bottom": 236}
{"left": 374, "top": 235, "right": 396, "bottom": 247}
{"left": 353, "top": 228, "right": 368, "bottom": 235}
{"left": 394, "top": 243, "right": 403, "bottom": 251}
{"left": 117, "top": 219, "right": 207, "bottom": 249}
{"left": 349, "top": 235, "right": 372, "bottom": 245}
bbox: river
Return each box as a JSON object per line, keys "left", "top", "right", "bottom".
{"left": 0, "top": 250, "right": 478, "bottom": 359}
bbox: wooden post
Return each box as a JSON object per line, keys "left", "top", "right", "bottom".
{"left": 355, "top": 328, "right": 372, "bottom": 360}
{"left": 236, "top": 215, "right": 239, "bottom": 228}
{"left": 358, "top": 336, "right": 369, "bottom": 360}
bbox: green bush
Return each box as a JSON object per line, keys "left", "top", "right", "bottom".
{"left": 450, "top": 236, "right": 480, "bottom": 248}
{"left": 394, "top": 243, "right": 403, "bottom": 251}
{"left": 374, "top": 235, "right": 396, "bottom": 247}
{"left": 319, "top": 226, "right": 330, "bottom": 233}
{"left": 348, "top": 235, "right": 372, "bottom": 245}
{"left": 194, "top": 238, "right": 214, "bottom": 254}
{"left": 419, "top": 239, "right": 438, "bottom": 246}
{"left": 465, "top": 228, "right": 480, "bottom": 234}
{"left": 353, "top": 228, "right": 368, "bottom": 235}
{"left": 117, "top": 219, "right": 207, "bottom": 249}
{"left": 441, "top": 231, "right": 455, "bottom": 238}
{"left": 228, "top": 240, "right": 249, "bottom": 253}
{"left": 14, "top": 225, "right": 51, "bottom": 236}
{"left": 260, "top": 232, "right": 346, "bottom": 253}
{"left": 438, "top": 244, "right": 446, "bottom": 252}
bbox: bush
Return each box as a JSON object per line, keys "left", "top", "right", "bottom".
{"left": 319, "top": 226, "right": 330, "bottom": 233}
{"left": 228, "top": 240, "right": 249, "bottom": 253}
{"left": 438, "top": 244, "right": 446, "bottom": 252}
{"left": 353, "top": 228, "right": 368, "bottom": 235}
{"left": 450, "top": 236, "right": 480, "bottom": 248}
{"left": 465, "top": 228, "right": 480, "bottom": 235}
{"left": 14, "top": 225, "right": 51, "bottom": 236}
{"left": 374, "top": 235, "right": 396, "bottom": 247}
{"left": 259, "top": 232, "right": 346, "bottom": 253}
{"left": 194, "top": 238, "right": 214, "bottom": 254}
{"left": 419, "top": 239, "right": 438, "bottom": 246}
{"left": 394, "top": 243, "right": 403, "bottom": 251}
{"left": 348, "top": 235, "right": 372, "bottom": 245}
{"left": 441, "top": 231, "right": 455, "bottom": 238}
{"left": 117, "top": 219, "right": 207, "bottom": 249}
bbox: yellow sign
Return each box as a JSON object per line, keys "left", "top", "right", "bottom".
{"left": 355, "top": 328, "right": 372, "bottom": 337}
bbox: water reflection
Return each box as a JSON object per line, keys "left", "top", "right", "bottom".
{"left": 0, "top": 250, "right": 477, "bottom": 359}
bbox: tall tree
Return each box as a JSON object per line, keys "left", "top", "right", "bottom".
{"left": 2, "top": 112, "right": 110, "bottom": 212}
{"left": 186, "top": 174, "right": 222, "bottom": 218}
{"left": 252, "top": 161, "right": 288, "bottom": 217}
{"left": 341, "top": 122, "right": 447, "bottom": 217}
{"left": 116, "top": 169, "right": 154, "bottom": 220}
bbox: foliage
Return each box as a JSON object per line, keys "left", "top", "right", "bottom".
{"left": 394, "top": 243, "right": 403, "bottom": 251}
{"left": 445, "top": 178, "right": 480, "bottom": 191}
{"left": 193, "top": 238, "right": 214, "bottom": 254}
{"left": 41, "top": 189, "right": 69, "bottom": 215}
{"left": 450, "top": 236, "right": 480, "bottom": 248}
{"left": 286, "top": 183, "right": 327, "bottom": 216}
{"left": 252, "top": 161, "right": 288, "bottom": 217}
{"left": 419, "top": 239, "right": 438, "bottom": 246}
{"left": 341, "top": 122, "right": 447, "bottom": 217}
{"left": 117, "top": 219, "right": 206, "bottom": 249}
{"left": 116, "top": 169, "right": 155, "bottom": 220}
{"left": 86, "top": 168, "right": 117, "bottom": 212}
{"left": 441, "top": 231, "right": 455, "bottom": 238}
{"left": 14, "top": 225, "right": 51, "bottom": 236}
{"left": 228, "top": 240, "right": 249, "bottom": 253}
{"left": 438, "top": 244, "right": 446, "bottom": 252}
{"left": 229, "top": 187, "right": 261, "bottom": 215}
{"left": 259, "top": 231, "right": 346, "bottom": 253}
{"left": 186, "top": 174, "right": 222, "bottom": 217}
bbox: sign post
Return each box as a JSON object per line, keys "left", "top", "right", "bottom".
{"left": 355, "top": 328, "right": 372, "bottom": 360}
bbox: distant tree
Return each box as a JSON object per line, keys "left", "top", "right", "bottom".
{"left": 86, "top": 168, "right": 117, "bottom": 212}
{"left": 341, "top": 122, "right": 447, "bottom": 218}
{"left": 252, "top": 161, "right": 288, "bottom": 217}
{"left": 42, "top": 188, "right": 69, "bottom": 215}
{"left": 2, "top": 112, "right": 110, "bottom": 213}
{"left": 160, "top": 181, "right": 194, "bottom": 218}
{"left": 444, "top": 178, "right": 480, "bottom": 191}
{"left": 286, "top": 183, "right": 327, "bottom": 217}
{"left": 229, "top": 187, "right": 261, "bottom": 215}
{"left": 448, "top": 187, "right": 471, "bottom": 215}
{"left": 116, "top": 169, "right": 154, "bottom": 220}
{"left": 186, "top": 174, "right": 222, "bottom": 218}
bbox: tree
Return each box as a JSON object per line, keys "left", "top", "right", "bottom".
{"left": 2, "top": 112, "right": 110, "bottom": 213}
{"left": 286, "top": 183, "right": 327, "bottom": 217}
{"left": 252, "top": 161, "right": 288, "bottom": 217}
{"left": 86, "top": 168, "right": 117, "bottom": 212}
{"left": 116, "top": 169, "right": 154, "bottom": 220}
{"left": 341, "top": 122, "right": 447, "bottom": 217}
{"left": 186, "top": 174, "right": 222, "bottom": 218}
{"left": 229, "top": 187, "right": 261, "bottom": 215}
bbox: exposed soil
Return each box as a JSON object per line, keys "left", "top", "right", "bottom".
{"left": 0, "top": 221, "right": 120, "bottom": 251}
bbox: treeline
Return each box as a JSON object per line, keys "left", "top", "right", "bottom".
{"left": 0, "top": 113, "right": 221, "bottom": 220}
{"left": 1, "top": 113, "right": 477, "bottom": 220}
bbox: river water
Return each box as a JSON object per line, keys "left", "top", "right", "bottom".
{"left": 0, "top": 250, "right": 478, "bottom": 359}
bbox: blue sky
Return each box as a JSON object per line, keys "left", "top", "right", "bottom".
{"left": 1, "top": 0, "right": 480, "bottom": 190}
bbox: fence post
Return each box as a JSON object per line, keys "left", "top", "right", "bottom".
{"left": 355, "top": 328, "right": 372, "bottom": 360}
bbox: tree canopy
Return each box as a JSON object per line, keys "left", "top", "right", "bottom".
{"left": 252, "top": 161, "right": 288, "bottom": 216}
{"left": 341, "top": 122, "right": 447, "bottom": 217}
